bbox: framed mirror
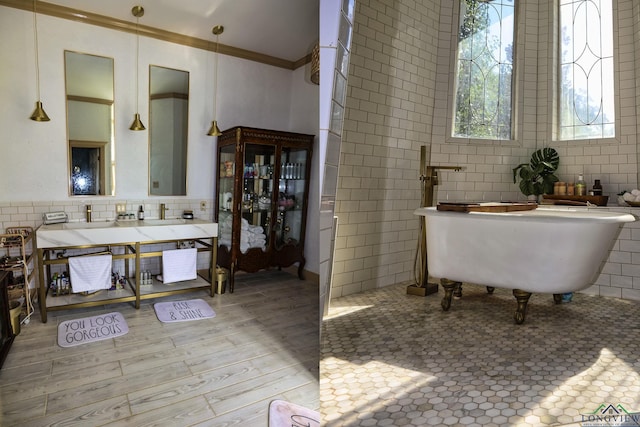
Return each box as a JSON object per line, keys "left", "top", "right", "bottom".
{"left": 64, "top": 51, "right": 115, "bottom": 196}
{"left": 149, "top": 65, "right": 189, "bottom": 196}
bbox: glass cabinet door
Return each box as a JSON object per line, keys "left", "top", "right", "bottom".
{"left": 218, "top": 145, "right": 236, "bottom": 251}
{"left": 276, "top": 147, "right": 308, "bottom": 249}
{"left": 241, "top": 143, "right": 276, "bottom": 253}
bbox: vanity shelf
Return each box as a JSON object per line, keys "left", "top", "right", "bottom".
{"left": 35, "top": 221, "right": 217, "bottom": 323}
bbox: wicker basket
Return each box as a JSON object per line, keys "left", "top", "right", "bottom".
{"left": 8, "top": 285, "right": 23, "bottom": 302}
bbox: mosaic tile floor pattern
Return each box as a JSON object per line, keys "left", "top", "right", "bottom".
{"left": 321, "top": 283, "right": 640, "bottom": 426}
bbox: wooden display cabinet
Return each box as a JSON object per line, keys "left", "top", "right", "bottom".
{"left": 216, "top": 126, "right": 314, "bottom": 290}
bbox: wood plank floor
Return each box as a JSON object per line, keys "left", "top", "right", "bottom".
{"left": 0, "top": 270, "right": 319, "bottom": 426}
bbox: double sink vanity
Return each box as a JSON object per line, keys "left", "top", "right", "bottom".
{"left": 36, "top": 218, "right": 218, "bottom": 323}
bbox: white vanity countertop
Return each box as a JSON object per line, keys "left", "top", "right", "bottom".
{"left": 36, "top": 219, "right": 218, "bottom": 248}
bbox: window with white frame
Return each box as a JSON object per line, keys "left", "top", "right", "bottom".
{"left": 558, "top": 0, "right": 614, "bottom": 140}
{"left": 453, "top": 0, "right": 515, "bottom": 140}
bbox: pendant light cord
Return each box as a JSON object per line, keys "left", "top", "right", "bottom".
{"left": 213, "top": 34, "right": 219, "bottom": 119}
{"left": 135, "top": 15, "right": 140, "bottom": 113}
{"left": 33, "top": 0, "right": 41, "bottom": 101}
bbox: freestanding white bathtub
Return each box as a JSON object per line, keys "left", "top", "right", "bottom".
{"left": 414, "top": 205, "right": 636, "bottom": 323}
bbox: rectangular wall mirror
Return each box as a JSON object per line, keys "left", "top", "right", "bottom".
{"left": 149, "top": 65, "right": 189, "bottom": 196}
{"left": 65, "top": 51, "right": 115, "bottom": 196}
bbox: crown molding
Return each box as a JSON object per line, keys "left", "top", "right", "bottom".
{"left": 1, "top": 0, "right": 309, "bottom": 70}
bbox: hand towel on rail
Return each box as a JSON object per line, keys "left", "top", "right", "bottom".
{"left": 162, "top": 248, "right": 197, "bottom": 284}
{"left": 68, "top": 254, "right": 113, "bottom": 293}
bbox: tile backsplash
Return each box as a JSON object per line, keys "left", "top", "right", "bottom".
{"left": 0, "top": 199, "right": 214, "bottom": 230}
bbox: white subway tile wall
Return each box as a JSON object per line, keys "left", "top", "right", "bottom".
{"left": 332, "top": 0, "right": 640, "bottom": 300}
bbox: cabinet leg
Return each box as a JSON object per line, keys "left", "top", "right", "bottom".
{"left": 40, "top": 302, "right": 47, "bottom": 323}
{"left": 297, "top": 258, "right": 306, "bottom": 280}
{"left": 229, "top": 264, "right": 235, "bottom": 293}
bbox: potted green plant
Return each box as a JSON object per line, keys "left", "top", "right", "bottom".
{"left": 512, "top": 147, "right": 560, "bottom": 197}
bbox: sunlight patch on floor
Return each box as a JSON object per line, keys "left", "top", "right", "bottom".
{"left": 519, "top": 348, "right": 640, "bottom": 425}
{"left": 324, "top": 305, "right": 374, "bottom": 320}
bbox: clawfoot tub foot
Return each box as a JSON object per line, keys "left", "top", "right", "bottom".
{"left": 553, "top": 294, "right": 563, "bottom": 304}
{"left": 440, "top": 279, "right": 460, "bottom": 311}
{"left": 512, "top": 289, "right": 532, "bottom": 324}
{"left": 486, "top": 286, "right": 495, "bottom": 294}
{"left": 453, "top": 283, "right": 462, "bottom": 298}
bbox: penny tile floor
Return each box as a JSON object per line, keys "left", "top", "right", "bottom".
{"left": 321, "top": 282, "right": 640, "bottom": 426}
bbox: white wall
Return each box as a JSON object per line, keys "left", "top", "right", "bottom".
{"left": 0, "top": 6, "right": 320, "bottom": 276}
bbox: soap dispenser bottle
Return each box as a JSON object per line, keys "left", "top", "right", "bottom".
{"left": 138, "top": 205, "right": 145, "bottom": 220}
{"left": 575, "top": 174, "right": 586, "bottom": 196}
{"left": 592, "top": 179, "right": 603, "bottom": 196}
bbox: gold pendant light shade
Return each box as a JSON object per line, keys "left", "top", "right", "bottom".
{"left": 207, "top": 120, "right": 222, "bottom": 137}
{"left": 30, "top": 101, "right": 50, "bottom": 122}
{"left": 208, "top": 25, "right": 224, "bottom": 137}
{"left": 129, "top": 6, "right": 146, "bottom": 131}
{"left": 130, "top": 113, "right": 146, "bottom": 131}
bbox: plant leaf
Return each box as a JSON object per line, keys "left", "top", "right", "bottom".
{"left": 519, "top": 179, "right": 534, "bottom": 196}
{"left": 512, "top": 163, "right": 529, "bottom": 183}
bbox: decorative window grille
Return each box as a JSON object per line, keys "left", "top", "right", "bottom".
{"left": 558, "top": 0, "right": 614, "bottom": 140}
{"left": 453, "top": 0, "right": 515, "bottom": 140}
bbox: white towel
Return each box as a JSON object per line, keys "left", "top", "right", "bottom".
{"left": 162, "top": 248, "right": 197, "bottom": 283}
{"left": 68, "top": 254, "right": 113, "bottom": 293}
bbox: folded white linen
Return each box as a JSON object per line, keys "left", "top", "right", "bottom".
{"left": 69, "top": 254, "right": 113, "bottom": 293}
{"left": 248, "top": 225, "right": 264, "bottom": 234}
{"left": 162, "top": 248, "right": 197, "bottom": 283}
{"left": 249, "top": 235, "right": 266, "bottom": 244}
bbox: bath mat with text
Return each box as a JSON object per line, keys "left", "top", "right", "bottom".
{"left": 58, "top": 312, "right": 128, "bottom": 348}
{"left": 268, "top": 400, "right": 320, "bottom": 427}
{"left": 154, "top": 299, "right": 216, "bottom": 323}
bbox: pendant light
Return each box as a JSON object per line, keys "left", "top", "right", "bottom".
{"left": 129, "top": 6, "right": 146, "bottom": 131}
{"left": 30, "top": 0, "right": 50, "bottom": 122}
{"left": 207, "top": 25, "right": 224, "bottom": 137}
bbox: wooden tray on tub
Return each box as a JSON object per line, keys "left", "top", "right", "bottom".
{"left": 436, "top": 202, "right": 538, "bottom": 213}
{"left": 542, "top": 194, "right": 609, "bottom": 206}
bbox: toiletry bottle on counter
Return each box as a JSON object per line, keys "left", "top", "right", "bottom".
{"left": 593, "top": 179, "right": 602, "bottom": 196}
{"left": 138, "top": 205, "right": 144, "bottom": 220}
{"left": 575, "top": 174, "right": 586, "bottom": 196}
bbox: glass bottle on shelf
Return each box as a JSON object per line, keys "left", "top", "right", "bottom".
{"left": 575, "top": 174, "right": 586, "bottom": 196}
